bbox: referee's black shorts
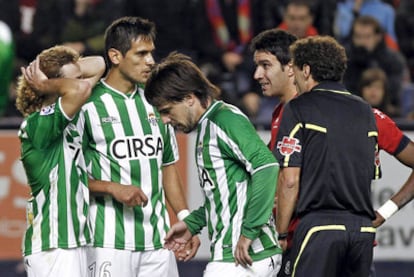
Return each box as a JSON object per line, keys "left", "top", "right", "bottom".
{"left": 288, "top": 211, "right": 375, "bottom": 277}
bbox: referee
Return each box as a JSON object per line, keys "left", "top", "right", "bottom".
{"left": 273, "top": 36, "right": 380, "bottom": 277}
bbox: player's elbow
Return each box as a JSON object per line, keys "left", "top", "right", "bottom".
{"left": 76, "top": 80, "right": 92, "bottom": 102}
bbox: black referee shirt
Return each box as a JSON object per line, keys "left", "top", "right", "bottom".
{"left": 273, "top": 82, "right": 380, "bottom": 219}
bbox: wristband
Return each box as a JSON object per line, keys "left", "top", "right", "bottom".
{"left": 377, "top": 200, "right": 399, "bottom": 220}
{"left": 177, "top": 209, "right": 190, "bottom": 221}
{"left": 278, "top": 232, "right": 288, "bottom": 240}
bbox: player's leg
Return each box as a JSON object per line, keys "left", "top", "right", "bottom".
{"left": 289, "top": 213, "right": 348, "bottom": 277}
{"left": 278, "top": 247, "right": 293, "bottom": 277}
{"left": 204, "top": 254, "right": 281, "bottom": 277}
{"left": 86, "top": 246, "right": 135, "bottom": 276}
{"left": 342, "top": 219, "right": 375, "bottom": 277}
{"left": 24, "top": 247, "right": 88, "bottom": 277}
{"left": 136, "top": 248, "right": 178, "bottom": 277}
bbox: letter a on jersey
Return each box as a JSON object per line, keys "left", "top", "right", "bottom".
{"left": 277, "top": 136, "right": 302, "bottom": 156}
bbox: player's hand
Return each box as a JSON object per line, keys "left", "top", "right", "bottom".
{"left": 176, "top": 235, "right": 201, "bottom": 262}
{"left": 278, "top": 238, "right": 288, "bottom": 252}
{"left": 273, "top": 195, "right": 278, "bottom": 210}
{"left": 110, "top": 184, "right": 148, "bottom": 207}
{"left": 372, "top": 211, "right": 385, "bottom": 228}
{"left": 235, "top": 235, "right": 253, "bottom": 267}
{"left": 21, "top": 56, "right": 48, "bottom": 93}
{"left": 164, "top": 221, "right": 192, "bottom": 252}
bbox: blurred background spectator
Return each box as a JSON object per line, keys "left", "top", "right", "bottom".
{"left": 1, "top": 0, "right": 414, "bottom": 123}
{"left": 32, "top": 0, "right": 125, "bottom": 57}
{"left": 358, "top": 68, "right": 397, "bottom": 116}
{"left": 124, "top": 0, "right": 199, "bottom": 62}
{"left": 277, "top": 0, "right": 318, "bottom": 39}
{"left": 334, "top": 0, "right": 398, "bottom": 49}
{"left": 191, "top": 0, "right": 281, "bottom": 126}
{"left": 342, "top": 15, "right": 407, "bottom": 116}
{"left": 0, "top": 21, "right": 14, "bottom": 118}
{"left": 395, "top": 0, "right": 414, "bottom": 81}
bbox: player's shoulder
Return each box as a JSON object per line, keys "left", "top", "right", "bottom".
{"left": 372, "top": 108, "right": 399, "bottom": 128}
{"left": 211, "top": 101, "right": 249, "bottom": 124}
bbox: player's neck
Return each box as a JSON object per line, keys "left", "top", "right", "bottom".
{"left": 104, "top": 72, "right": 136, "bottom": 95}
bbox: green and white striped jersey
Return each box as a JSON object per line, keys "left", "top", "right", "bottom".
{"left": 184, "top": 100, "right": 281, "bottom": 262}
{"left": 19, "top": 99, "right": 90, "bottom": 256}
{"left": 78, "top": 80, "right": 178, "bottom": 251}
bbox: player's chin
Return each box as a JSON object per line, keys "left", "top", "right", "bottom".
{"left": 174, "top": 125, "right": 193, "bottom": 134}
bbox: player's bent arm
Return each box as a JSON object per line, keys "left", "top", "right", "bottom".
{"left": 21, "top": 56, "right": 93, "bottom": 118}
{"left": 241, "top": 165, "right": 279, "bottom": 239}
{"left": 162, "top": 164, "right": 189, "bottom": 215}
{"left": 183, "top": 206, "right": 207, "bottom": 235}
{"left": 78, "top": 56, "right": 105, "bottom": 87}
{"left": 276, "top": 167, "right": 300, "bottom": 237}
{"left": 392, "top": 141, "right": 414, "bottom": 208}
{"left": 375, "top": 141, "right": 414, "bottom": 226}
{"left": 88, "top": 179, "right": 148, "bottom": 207}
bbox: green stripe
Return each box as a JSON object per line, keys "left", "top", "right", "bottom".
{"left": 70, "top": 167, "right": 81, "bottom": 245}
{"left": 41, "top": 194, "right": 50, "bottom": 250}
{"left": 217, "top": 136, "right": 237, "bottom": 250}
{"left": 113, "top": 200, "right": 125, "bottom": 248}
{"left": 203, "top": 124, "right": 226, "bottom": 247}
{"left": 94, "top": 197, "right": 106, "bottom": 246}
{"left": 58, "top": 163, "right": 68, "bottom": 247}
{"left": 117, "top": 97, "right": 133, "bottom": 135}
{"left": 136, "top": 94, "right": 164, "bottom": 246}
{"left": 23, "top": 200, "right": 36, "bottom": 255}
{"left": 134, "top": 206, "right": 145, "bottom": 250}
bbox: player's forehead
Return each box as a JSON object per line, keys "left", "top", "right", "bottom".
{"left": 254, "top": 50, "right": 279, "bottom": 64}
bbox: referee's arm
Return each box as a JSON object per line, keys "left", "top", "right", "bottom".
{"left": 276, "top": 167, "right": 300, "bottom": 250}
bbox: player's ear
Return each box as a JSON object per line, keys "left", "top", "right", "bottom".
{"left": 185, "top": 93, "right": 195, "bottom": 106}
{"left": 287, "top": 62, "right": 294, "bottom": 77}
{"left": 303, "top": 64, "right": 311, "bottom": 79}
{"left": 108, "top": 48, "right": 122, "bottom": 65}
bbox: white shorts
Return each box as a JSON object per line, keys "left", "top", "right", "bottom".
{"left": 86, "top": 247, "right": 178, "bottom": 277}
{"left": 204, "top": 254, "right": 282, "bottom": 277}
{"left": 24, "top": 247, "right": 88, "bottom": 277}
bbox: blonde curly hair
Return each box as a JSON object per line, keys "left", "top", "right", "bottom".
{"left": 15, "top": 45, "right": 80, "bottom": 117}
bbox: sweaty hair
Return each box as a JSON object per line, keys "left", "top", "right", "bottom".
{"left": 104, "top": 16, "right": 156, "bottom": 66}
{"left": 290, "top": 36, "right": 347, "bottom": 82}
{"left": 145, "top": 52, "right": 220, "bottom": 109}
{"left": 250, "top": 28, "right": 297, "bottom": 66}
{"left": 15, "top": 45, "right": 79, "bottom": 117}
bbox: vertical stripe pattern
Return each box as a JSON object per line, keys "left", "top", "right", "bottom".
{"left": 79, "top": 81, "right": 178, "bottom": 251}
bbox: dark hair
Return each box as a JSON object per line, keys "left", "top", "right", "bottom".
{"left": 290, "top": 35, "right": 347, "bottom": 82}
{"left": 358, "top": 68, "right": 389, "bottom": 110}
{"left": 351, "top": 15, "right": 384, "bottom": 36}
{"left": 250, "top": 28, "right": 297, "bottom": 66}
{"left": 104, "top": 16, "right": 156, "bottom": 66}
{"left": 285, "top": 0, "right": 315, "bottom": 16}
{"left": 145, "top": 52, "right": 220, "bottom": 109}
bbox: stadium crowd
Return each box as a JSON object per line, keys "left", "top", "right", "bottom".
{"left": 1, "top": 0, "right": 414, "bottom": 128}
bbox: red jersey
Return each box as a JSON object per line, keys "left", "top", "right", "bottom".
{"left": 374, "top": 108, "right": 409, "bottom": 155}
{"left": 277, "top": 22, "right": 319, "bottom": 38}
{"left": 268, "top": 102, "right": 285, "bottom": 151}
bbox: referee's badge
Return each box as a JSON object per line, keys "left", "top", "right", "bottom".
{"left": 277, "top": 136, "right": 302, "bottom": 156}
